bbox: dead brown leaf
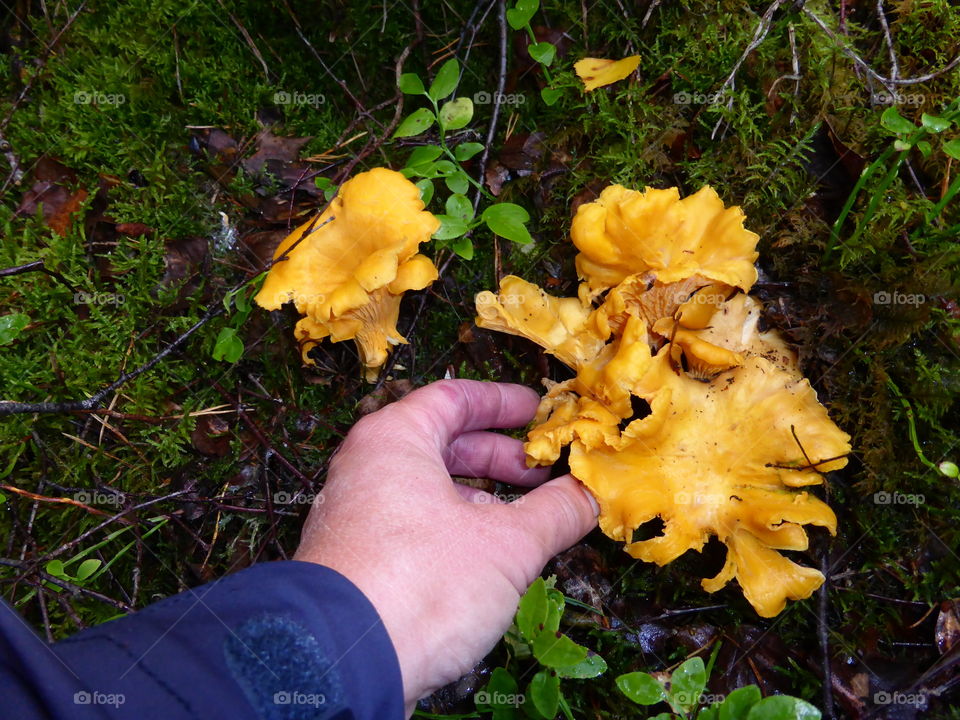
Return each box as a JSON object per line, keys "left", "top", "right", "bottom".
{"left": 16, "top": 157, "right": 88, "bottom": 236}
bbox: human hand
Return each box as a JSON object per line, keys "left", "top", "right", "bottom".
{"left": 294, "top": 379, "right": 599, "bottom": 716}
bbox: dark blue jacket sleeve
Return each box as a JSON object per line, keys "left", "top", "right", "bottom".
{"left": 0, "top": 561, "right": 404, "bottom": 720}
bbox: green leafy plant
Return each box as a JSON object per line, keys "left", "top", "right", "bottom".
{"left": 885, "top": 377, "right": 957, "bottom": 478}
{"left": 506, "top": 0, "right": 562, "bottom": 105}
{"left": 395, "top": 57, "right": 533, "bottom": 259}
{"left": 211, "top": 274, "right": 266, "bottom": 363}
{"left": 20, "top": 517, "right": 169, "bottom": 602}
{"left": 824, "top": 98, "right": 960, "bottom": 263}
{"left": 617, "top": 655, "right": 820, "bottom": 720}
{"left": 474, "top": 577, "right": 607, "bottom": 719}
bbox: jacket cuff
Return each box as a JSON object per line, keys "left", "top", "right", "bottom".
{"left": 9, "top": 560, "right": 404, "bottom": 720}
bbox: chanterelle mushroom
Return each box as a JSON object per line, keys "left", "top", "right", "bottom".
{"left": 475, "top": 182, "right": 851, "bottom": 617}
{"left": 255, "top": 168, "right": 439, "bottom": 381}
{"left": 571, "top": 184, "right": 759, "bottom": 300}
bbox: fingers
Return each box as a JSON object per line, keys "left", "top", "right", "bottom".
{"left": 453, "top": 483, "right": 500, "bottom": 504}
{"left": 500, "top": 475, "right": 599, "bottom": 580}
{"left": 390, "top": 380, "right": 541, "bottom": 450}
{"left": 444, "top": 432, "right": 551, "bottom": 486}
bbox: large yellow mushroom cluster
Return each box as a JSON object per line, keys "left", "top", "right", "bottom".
{"left": 255, "top": 168, "right": 440, "bottom": 381}
{"left": 475, "top": 185, "right": 851, "bottom": 617}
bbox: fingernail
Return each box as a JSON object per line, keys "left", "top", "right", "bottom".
{"left": 580, "top": 485, "right": 600, "bottom": 517}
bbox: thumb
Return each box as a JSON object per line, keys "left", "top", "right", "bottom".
{"left": 508, "top": 474, "right": 599, "bottom": 575}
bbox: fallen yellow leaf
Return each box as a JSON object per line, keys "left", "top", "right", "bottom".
{"left": 574, "top": 55, "right": 641, "bottom": 92}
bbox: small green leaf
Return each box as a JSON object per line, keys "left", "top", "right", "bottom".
{"left": 555, "top": 652, "right": 607, "bottom": 679}
{"left": 542, "top": 595, "right": 562, "bottom": 634}
{"left": 916, "top": 140, "right": 932, "bottom": 158}
{"left": 45, "top": 560, "right": 67, "bottom": 578}
{"left": 532, "top": 631, "right": 588, "bottom": 667}
{"left": 223, "top": 288, "right": 239, "bottom": 312}
{"left": 398, "top": 73, "right": 426, "bottom": 95}
{"left": 454, "top": 142, "right": 484, "bottom": 161}
{"left": 483, "top": 203, "right": 533, "bottom": 244}
{"left": 881, "top": 106, "right": 917, "bottom": 135}
{"left": 432, "top": 160, "right": 458, "bottom": 177}
{"left": 700, "top": 706, "right": 720, "bottom": 720}
{"left": 445, "top": 171, "right": 470, "bottom": 194}
{"left": 528, "top": 42, "right": 556, "bottom": 66}
{"left": 445, "top": 193, "right": 474, "bottom": 222}
{"left": 433, "top": 215, "right": 469, "bottom": 240}
{"left": 438, "top": 97, "right": 474, "bottom": 130}
{"left": 0, "top": 313, "right": 30, "bottom": 345}
{"left": 393, "top": 108, "right": 436, "bottom": 139}
{"left": 406, "top": 145, "right": 443, "bottom": 170}
{"left": 484, "top": 668, "right": 521, "bottom": 720}
{"left": 616, "top": 671, "right": 666, "bottom": 706}
{"left": 921, "top": 113, "right": 951, "bottom": 133}
{"left": 894, "top": 139, "right": 912, "bottom": 151}
{"left": 506, "top": 8, "right": 525, "bottom": 29}
{"left": 212, "top": 327, "right": 244, "bottom": 363}
{"left": 428, "top": 58, "right": 460, "bottom": 102}
{"left": 540, "top": 87, "right": 563, "bottom": 106}
{"left": 416, "top": 178, "right": 434, "bottom": 205}
{"left": 746, "top": 696, "right": 821, "bottom": 720}
{"left": 506, "top": 0, "right": 539, "bottom": 29}
{"left": 0, "top": 492, "right": 6, "bottom": 503}
{"left": 943, "top": 138, "right": 960, "bottom": 159}
{"left": 235, "top": 286, "right": 253, "bottom": 314}
{"left": 719, "top": 686, "right": 762, "bottom": 720}
{"left": 529, "top": 671, "right": 560, "bottom": 719}
{"left": 75, "top": 558, "right": 102, "bottom": 581}
{"left": 452, "top": 236, "right": 474, "bottom": 260}
{"left": 517, "top": 577, "right": 549, "bottom": 641}
{"left": 939, "top": 460, "right": 959, "bottom": 478}
{"left": 670, "top": 657, "right": 706, "bottom": 710}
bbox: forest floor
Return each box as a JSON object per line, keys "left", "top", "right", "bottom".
{"left": 1, "top": 1, "right": 959, "bottom": 718}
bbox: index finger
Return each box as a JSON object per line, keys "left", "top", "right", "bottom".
{"left": 390, "top": 379, "right": 541, "bottom": 449}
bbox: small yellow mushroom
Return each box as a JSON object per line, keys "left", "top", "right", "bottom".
{"left": 255, "top": 168, "right": 439, "bottom": 381}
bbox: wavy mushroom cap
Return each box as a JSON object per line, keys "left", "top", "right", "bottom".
{"left": 571, "top": 185, "right": 760, "bottom": 298}
{"left": 475, "top": 275, "right": 607, "bottom": 369}
{"left": 255, "top": 168, "right": 439, "bottom": 379}
{"left": 569, "top": 350, "right": 850, "bottom": 617}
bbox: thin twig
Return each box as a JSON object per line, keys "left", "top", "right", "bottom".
{"left": 215, "top": 0, "right": 271, "bottom": 81}
{"left": 474, "top": 0, "right": 508, "bottom": 216}
{"left": 0, "top": 484, "right": 131, "bottom": 523}
{"left": 280, "top": 0, "right": 385, "bottom": 132}
{"left": 0, "top": 558, "right": 133, "bottom": 612}
{"left": 641, "top": 0, "right": 662, "bottom": 28}
{"left": 803, "top": 7, "right": 960, "bottom": 86}
{"left": 0, "top": 306, "right": 223, "bottom": 416}
{"left": 875, "top": 0, "right": 899, "bottom": 82}
{"left": 0, "top": 259, "right": 78, "bottom": 293}
{"left": 0, "top": 132, "right": 23, "bottom": 187}
{"left": 211, "top": 381, "right": 312, "bottom": 492}
{"left": 712, "top": 0, "right": 785, "bottom": 140}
